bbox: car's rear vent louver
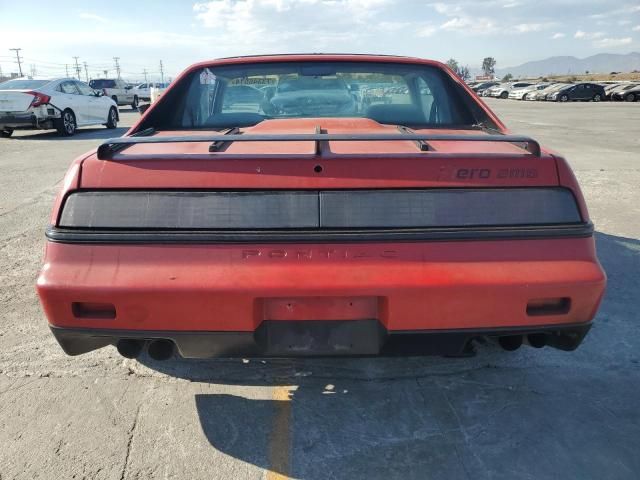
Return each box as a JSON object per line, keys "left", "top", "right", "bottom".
{"left": 58, "top": 188, "right": 582, "bottom": 230}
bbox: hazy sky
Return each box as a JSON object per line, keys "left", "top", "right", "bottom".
{"left": 0, "top": 0, "right": 638, "bottom": 82}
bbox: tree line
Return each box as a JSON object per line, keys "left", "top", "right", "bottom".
{"left": 446, "top": 57, "right": 498, "bottom": 81}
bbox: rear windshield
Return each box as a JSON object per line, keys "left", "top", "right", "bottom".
{"left": 89, "top": 79, "right": 116, "bottom": 88}
{"left": 144, "top": 61, "right": 491, "bottom": 130}
{"left": 0, "top": 79, "right": 51, "bottom": 90}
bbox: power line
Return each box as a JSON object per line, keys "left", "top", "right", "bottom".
{"left": 0, "top": 55, "right": 174, "bottom": 82}
{"left": 6, "top": 55, "right": 174, "bottom": 75}
{"left": 9, "top": 48, "right": 23, "bottom": 76}
{"left": 73, "top": 56, "right": 81, "bottom": 80}
{"left": 113, "top": 57, "right": 121, "bottom": 78}
{"left": 20, "top": 57, "right": 72, "bottom": 67}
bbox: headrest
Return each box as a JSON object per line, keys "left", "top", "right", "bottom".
{"left": 205, "top": 112, "right": 264, "bottom": 128}
{"left": 365, "top": 104, "right": 426, "bottom": 126}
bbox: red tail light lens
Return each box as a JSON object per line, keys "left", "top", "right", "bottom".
{"left": 27, "top": 91, "right": 51, "bottom": 108}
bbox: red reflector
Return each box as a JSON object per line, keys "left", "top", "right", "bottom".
{"left": 526, "top": 298, "right": 571, "bottom": 316}
{"left": 71, "top": 302, "right": 116, "bottom": 319}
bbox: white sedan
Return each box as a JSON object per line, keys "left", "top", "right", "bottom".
{"left": 0, "top": 77, "right": 119, "bottom": 137}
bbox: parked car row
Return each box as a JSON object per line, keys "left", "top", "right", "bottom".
{"left": 468, "top": 80, "right": 640, "bottom": 102}
{"left": 603, "top": 82, "right": 640, "bottom": 102}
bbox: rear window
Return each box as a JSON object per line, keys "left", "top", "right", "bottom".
{"left": 144, "top": 61, "right": 492, "bottom": 130}
{"left": 89, "top": 79, "right": 116, "bottom": 89}
{"left": 0, "top": 79, "right": 51, "bottom": 90}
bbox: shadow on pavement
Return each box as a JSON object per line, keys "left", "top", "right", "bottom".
{"left": 138, "top": 231, "right": 640, "bottom": 479}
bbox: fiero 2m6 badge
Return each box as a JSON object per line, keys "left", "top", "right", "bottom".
{"left": 455, "top": 167, "right": 539, "bottom": 179}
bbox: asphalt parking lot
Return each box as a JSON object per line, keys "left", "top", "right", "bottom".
{"left": 1, "top": 100, "right": 639, "bottom": 480}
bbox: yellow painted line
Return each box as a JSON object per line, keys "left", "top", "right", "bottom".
{"left": 266, "top": 385, "right": 293, "bottom": 480}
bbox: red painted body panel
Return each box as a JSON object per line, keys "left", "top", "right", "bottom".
{"left": 38, "top": 238, "right": 605, "bottom": 332}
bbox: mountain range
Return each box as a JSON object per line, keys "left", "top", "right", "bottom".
{"left": 474, "top": 52, "right": 640, "bottom": 78}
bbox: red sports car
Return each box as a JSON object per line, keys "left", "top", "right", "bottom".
{"left": 36, "top": 54, "right": 606, "bottom": 360}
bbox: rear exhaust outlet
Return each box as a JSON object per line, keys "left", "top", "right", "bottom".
{"left": 117, "top": 339, "right": 145, "bottom": 359}
{"left": 527, "top": 333, "right": 547, "bottom": 349}
{"left": 498, "top": 335, "right": 523, "bottom": 351}
{"left": 147, "top": 339, "right": 175, "bottom": 361}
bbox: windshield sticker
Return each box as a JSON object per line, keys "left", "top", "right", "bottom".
{"left": 200, "top": 68, "right": 217, "bottom": 85}
{"left": 230, "top": 77, "right": 277, "bottom": 86}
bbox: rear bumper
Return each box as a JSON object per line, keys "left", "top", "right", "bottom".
{"left": 0, "top": 112, "right": 37, "bottom": 129}
{"left": 50, "top": 321, "right": 593, "bottom": 358}
{"left": 37, "top": 236, "right": 606, "bottom": 357}
{"left": 0, "top": 110, "right": 57, "bottom": 130}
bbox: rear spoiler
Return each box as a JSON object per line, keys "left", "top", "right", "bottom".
{"left": 96, "top": 131, "right": 542, "bottom": 160}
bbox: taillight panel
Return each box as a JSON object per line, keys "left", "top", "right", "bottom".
{"left": 320, "top": 189, "right": 581, "bottom": 227}
{"left": 27, "top": 91, "right": 51, "bottom": 108}
{"left": 57, "top": 188, "right": 583, "bottom": 230}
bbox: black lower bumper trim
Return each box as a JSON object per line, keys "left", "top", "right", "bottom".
{"left": 45, "top": 223, "right": 594, "bottom": 245}
{"left": 0, "top": 113, "right": 38, "bottom": 129}
{"left": 50, "top": 321, "right": 592, "bottom": 358}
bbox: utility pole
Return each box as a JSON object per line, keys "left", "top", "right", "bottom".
{"left": 73, "top": 56, "right": 81, "bottom": 80}
{"left": 83, "top": 62, "right": 89, "bottom": 82}
{"left": 113, "top": 57, "right": 121, "bottom": 78}
{"left": 30, "top": 64, "right": 36, "bottom": 77}
{"left": 9, "top": 48, "right": 23, "bottom": 76}
{"left": 65, "top": 64, "right": 69, "bottom": 77}
{"left": 143, "top": 68, "right": 148, "bottom": 84}
{"left": 159, "top": 60, "right": 164, "bottom": 84}
{"left": 103, "top": 70, "right": 108, "bottom": 78}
